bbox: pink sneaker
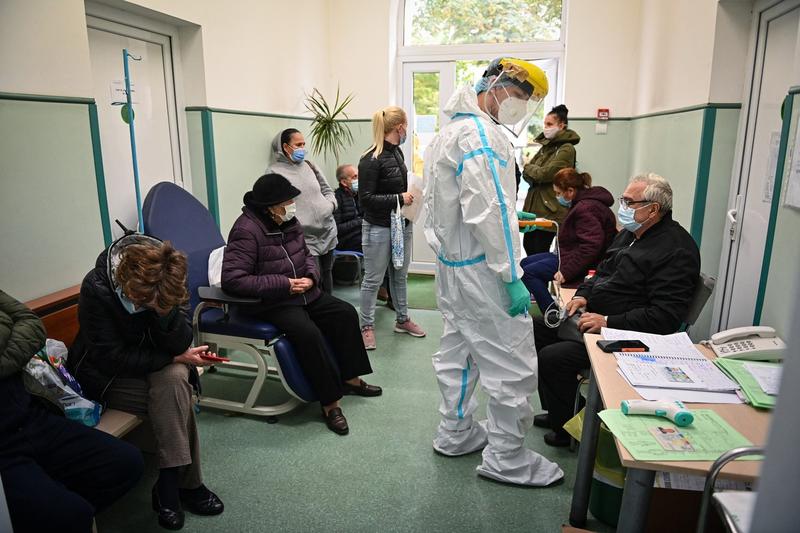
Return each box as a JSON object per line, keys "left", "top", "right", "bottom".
{"left": 361, "top": 326, "right": 376, "bottom": 350}
{"left": 394, "top": 319, "right": 426, "bottom": 338}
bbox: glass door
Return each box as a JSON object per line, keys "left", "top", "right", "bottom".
{"left": 402, "top": 62, "right": 455, "bottom": 271}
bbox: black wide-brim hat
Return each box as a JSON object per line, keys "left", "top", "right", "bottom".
{"left": 244, "top": 173, "right": 301, "bottom": 208}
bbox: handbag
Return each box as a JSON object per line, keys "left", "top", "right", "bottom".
{"left": 390, "top": 195, "right": 405, "bottom": 269}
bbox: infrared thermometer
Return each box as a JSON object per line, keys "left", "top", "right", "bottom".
{"left": 620, "top": 399, "right": 694, "bottom": 427}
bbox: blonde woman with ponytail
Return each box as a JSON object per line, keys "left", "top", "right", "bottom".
{"left": 356, "top": 106, "right": 425, "bottom": 350}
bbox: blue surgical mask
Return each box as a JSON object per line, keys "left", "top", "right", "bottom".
{"left": 290, "top": 148, "right": 306, "bottom": 163}
{"left": 399, "top": 132, "right": 407, "bottom": 145}
{"left": 115, "top": 287, "right": 146, "bottom": 314}
{"left": 617, "top": 204, "right": 646, "bottom": 232}
{"left": 557, "top": 195, "right": 572, "bottom": 208}
{"left": 350, "top": 180, "right": 359, "bottom": 193}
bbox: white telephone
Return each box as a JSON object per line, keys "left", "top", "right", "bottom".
{"left": 707, "top": 326, "right": 786, "bottom": 361}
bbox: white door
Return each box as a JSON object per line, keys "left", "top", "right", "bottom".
{"left": 87, "top": 16, "right": 185, "bottom": 237}
{"left": 402, "top": 62, "right": 456, "bottom": 272}
{"left": 716, "top": 0, "right": 800, "bottom": 329}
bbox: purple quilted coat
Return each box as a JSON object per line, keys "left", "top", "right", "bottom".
{"left": 222, "top": 207, "right": 321, "bottom": 311}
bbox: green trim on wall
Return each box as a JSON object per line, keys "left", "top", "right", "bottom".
{"left": 200, "top": 109, "right": 221, "bottom": 227}
{"left": 185, "top": 106, "right": 371, "bottom": 122}
{"left": 571, "top": 102, "right": 741, "bottom": 122}
{"left": 88, "top": 103, "right": 112, "bottom": 246}
{"left": 754, "top": 93, "right": 794, "bottom": 325}
{"left": 690, "top": 107, "right": 717, "bottom": 245}
{"left": 0, "top": 91, "right": 95, "bottom": 105}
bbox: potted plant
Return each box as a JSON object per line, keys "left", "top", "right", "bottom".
{"left": 304, "top": 86, "right": 355, "bottom": 163}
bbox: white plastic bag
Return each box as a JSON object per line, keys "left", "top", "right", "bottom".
{"left": 390, "top": 195, "right": 405, "bottom": 269}
{"left": 25, "top": 340, "right": 102, "bottom": 427}
{"left": 400, "top": 173, "right": 425, "bottom": 222}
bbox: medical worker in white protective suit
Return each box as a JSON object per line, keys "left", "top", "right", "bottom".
{"left": 422, "top": 57, "right": 564, "bottom": 486}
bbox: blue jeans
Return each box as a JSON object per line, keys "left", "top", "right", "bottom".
{"left": 359, "top": 220, "right": 412, "bottom": 326}
{"left": 521, "top": 252, "right": 559, "bottom": 314}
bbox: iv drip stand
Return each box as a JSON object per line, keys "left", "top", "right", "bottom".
{"left": 122, "top": 48, "right": 144, "bottom": 232}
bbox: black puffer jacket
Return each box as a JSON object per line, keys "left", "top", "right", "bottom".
{"left": 358, "top": 141, "right": 408, "bottom": 227}
{"left": 334, "top": 186, "right": 363, "bottom": 247}
{"left": 67, "top": 236, "right": 194, "bottom": 402}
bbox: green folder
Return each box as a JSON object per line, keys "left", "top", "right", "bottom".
{"left": 599, "top": 409, "right": 756, "bottom": 462}
{"left": 714, "top": 358, "right": 779, "bottom": 409}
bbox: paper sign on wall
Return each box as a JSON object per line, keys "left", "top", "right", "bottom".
{"left": 763, "top": 131, "right": 781, "bottom": 203}
{"left": 783, "top": 117, "right": 800, "bottom": 210}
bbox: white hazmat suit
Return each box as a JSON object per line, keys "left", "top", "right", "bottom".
{"left": 423, "top": 84, "right": 564, "bottom": 486}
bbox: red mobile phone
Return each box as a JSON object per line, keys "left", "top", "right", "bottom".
{"left": 200, "top": 353, "right": 230, "bottom": 363}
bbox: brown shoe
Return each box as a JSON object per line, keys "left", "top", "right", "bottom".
{"left": 322, "top": 407, "right": 349, "bottom": 435}
{"left": 343, "top": 379, "right": 382, "bottom": 397}
{"left": 377, "top": 287, "right": 389, "bottom": 301}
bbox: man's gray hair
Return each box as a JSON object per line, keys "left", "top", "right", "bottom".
{"left": 630, "top": 173, "right": 672, "bottom": 212}
{"left": 336, "top": 164, "right": 353, "bottom": 182}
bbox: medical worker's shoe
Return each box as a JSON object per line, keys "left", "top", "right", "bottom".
{"left": 361, "top": 326, "right": 376, "bottom": 350}
{"left": 394, "top": 319, "right": 426, "bottom": 337}
{"left": 152, "top": 486, "right": 185, "bottom": 530}
{"left": 179, "top": 485, "right": 224, "bottom": 516}
{"left": 543, "top": 429, "right": 571, "bottom": 448}
{"left": 533, "top": 413, "right": 550, "bottom": 428}
{"left": 323, "top": 407, "right": 349, "bottom": 435}
{"left": 343, "top": 379, "right": 382, "bottom": 397}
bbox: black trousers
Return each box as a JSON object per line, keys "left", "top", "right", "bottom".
{"left": 314, "top": 251, "right": 335, "bottom": 295}
{"left": 523, "top": 230, "right": 556, "bottom": 256}
{"left": 534, "top": 317, "right": 589, "bottom": 433}
{"left": 258, "top": 292, "right": 373, "bottom": 406}
{"left": 1, "top": 397, "right": 144, "bottom": 533}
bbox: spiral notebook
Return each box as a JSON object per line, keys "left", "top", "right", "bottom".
{"left": 602, "top": 328, "right": 739, "bottom": 392}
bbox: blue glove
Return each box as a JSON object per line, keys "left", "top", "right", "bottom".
{"left": 505, "top": 279, "right": 531, "bottom": 317}
{"left": 517, "top": 210, "right": 538, "bottom": 233}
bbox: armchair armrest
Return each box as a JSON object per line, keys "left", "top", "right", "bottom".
{"left": 198, "top": 286, "right": 260, "bottom": 305}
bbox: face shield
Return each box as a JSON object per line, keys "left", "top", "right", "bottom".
{"left": 485, "top": 73, "right": 544, "bottom": 137}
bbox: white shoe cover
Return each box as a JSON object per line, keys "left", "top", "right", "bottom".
{"left": 476, "top": 447, "right": 564, "bottom": 487}
{"left": 433, "top": 420, "right": 489, "bottom": 457}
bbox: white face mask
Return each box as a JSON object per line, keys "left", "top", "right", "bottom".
{"left": 543, "top": 126, "right": 561, "bottom": 140}
{"left": 497, "top": 96, "right": 529, "bottom": 125}
{"left": 277, "top": 203, "right": 296, "bottom": 223}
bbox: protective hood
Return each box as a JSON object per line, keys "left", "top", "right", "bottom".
{"left": 106, "top": 233, "right": 164, "bottom": 297}
{"left": 534, "top": 128, "right": 581, "bottom": 146}
{"left": 271, "top": 131, "right": 295, "bottom": 165}
{"left": 443, "top": 84, "right": 495, "bottom": 122}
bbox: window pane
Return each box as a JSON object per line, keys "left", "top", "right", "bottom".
{"left": 412, "top": 71, "right": 440, "bottom": 175}
{"left": 406, "top": 0, "right": 562, "bottom": 46}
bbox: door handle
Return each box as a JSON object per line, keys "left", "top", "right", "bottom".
{"left": 727, "top": 209, "right": 737, "bottom": 239}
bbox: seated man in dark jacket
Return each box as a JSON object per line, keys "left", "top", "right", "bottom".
{"left": 534, "top": 173, "right": 701, "bottom": 447}
{"left": 334, "top": 163, "right": 363, "bottom": 252}
{"left": 68, "top": 236, "right": 224, "bottom": 530}
{"left": 1, "top": 290, "right": 143, "bottom": 533}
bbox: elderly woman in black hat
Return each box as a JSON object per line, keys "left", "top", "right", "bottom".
{"left": 221, "top": 173, "right": 381, "bottom": 435}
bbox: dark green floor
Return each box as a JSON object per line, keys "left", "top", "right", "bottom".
{"left": 96, "top": 284, "right": 614, "bottom": 533}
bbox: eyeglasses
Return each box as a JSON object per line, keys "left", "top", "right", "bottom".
{"left": 618, "top": 197, "right": 651, "bottom": 209}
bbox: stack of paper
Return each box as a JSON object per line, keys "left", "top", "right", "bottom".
{"left": 715, "top": 358, "right": 780, "bottom": 409}
{"left": 601, "top": 328, "right": 741, "bottom": 402}
{"left": 598, "top": 409, "right": 756, "bottom": 461}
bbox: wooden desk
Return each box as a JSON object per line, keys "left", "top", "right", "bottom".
{"left": 569, "top": 333, "right": 771, "bottom": 532}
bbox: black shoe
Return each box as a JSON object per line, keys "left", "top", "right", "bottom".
{"left": 151, "top": 486, "right": 185, "bottom": 530}
{"left": 322, "top": 407, "right": 349, "bottom": 435}
{"left": 533, "top": 413, "right": 550, "bottom": 428}
{"left": 543, "top": 430, "right": 571, "bottom": 448}
{"left": 343, "top": 379, "right": 383, "bottom": 397}
{"left": 179, "top": 485, "right": 224, "bottom": 516}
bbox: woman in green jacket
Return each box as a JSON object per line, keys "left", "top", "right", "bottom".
{"left": 521, "top": 104, "right": 580, "bottom": 255}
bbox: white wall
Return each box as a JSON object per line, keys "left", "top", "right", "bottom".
{"left": 0, "top": 0, "right": 94, "bottom": 96}
{"left": 633, "top": 0, "right": 718, "bottom": 115}
{"left": 708, "top": 0, "right": 753, "bottom": 103}
{"left": 563, "top": 0, "right": 641, "bottom": 117}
